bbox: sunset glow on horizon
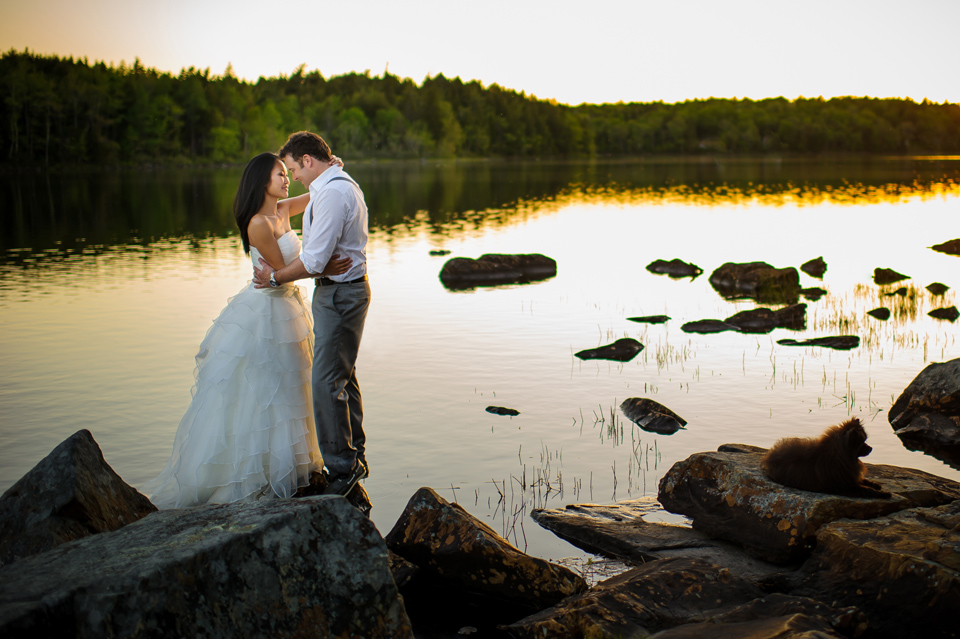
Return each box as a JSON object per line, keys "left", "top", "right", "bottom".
{"left": 1, "top": 0, "right": 957, "bottom": 106}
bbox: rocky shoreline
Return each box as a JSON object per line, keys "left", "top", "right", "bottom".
{"left": 3, "top": 358, "right": 960, "bottom": 638}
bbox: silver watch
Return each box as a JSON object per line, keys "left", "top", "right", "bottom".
{"left": 269, "top": 272, "right": 279, "bottom": 288}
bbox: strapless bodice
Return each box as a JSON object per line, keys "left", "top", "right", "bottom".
{"left": 251, "top": 231, "right": 302, "bottom": 294}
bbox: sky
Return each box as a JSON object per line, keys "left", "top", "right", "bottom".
{"left": 1, "top": 0, "right": 957, "bottom": 106}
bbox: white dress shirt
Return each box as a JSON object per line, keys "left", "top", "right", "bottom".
{"left": 301, "top": 166, "right": 368, "bottom": 281}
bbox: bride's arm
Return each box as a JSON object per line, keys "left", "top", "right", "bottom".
{"left": 246, "top": 217, "right": 286, "bottom": 272}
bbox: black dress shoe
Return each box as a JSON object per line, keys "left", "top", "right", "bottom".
{"left": 322, "top": 460, "right": 368, "bottom": 496}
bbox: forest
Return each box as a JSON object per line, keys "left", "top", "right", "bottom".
{"left": 3, "top": 49, "right": 960, "bottom": 165}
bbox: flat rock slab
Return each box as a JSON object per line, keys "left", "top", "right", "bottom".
{"left": 575, "top": 337, "right": 643, "bottom": 362}
{"left": 777, "top": 336, "right": 859, "bottom": 350}
{"left": 486, "top": 405, "right": 520, "bottom": 416}
{"left": 620, "top": 397, "right": 687, "bottom": 434}
{"left": 931, "top": 238, "right": 960, "bottom": 255}
{"left": 627, "top": 314, "right": 671, "bottom": 324}
{"left": 0, "top": 497, "right": 412, "bottom": 638}
{"left": 385, "top": 487, "right": 586, "bottom": 611}
{"left": 798, "top": 500, "right": 960, "bottom": 637}
{"left": 873, "top": 267, "right": 909, "bottom": 285}
{"left": 649, "top": 613, "right": 845, "bottom": 639}
{"left": 657, "top": 446, "right": 960, "bottom": 564}
{"left": 0, "top": 429, "right": 156, "bottom": 567}
{"left": 531, "top": 500, "right": 782, "bottom": 581}
{"left": 439, "top": 253, "right": 556, "bottom": 290}
{"left": 646, "top": 259, "right": 703, "bottom": 278}
{"left": 682, "top": 319, "right": 741, "bottom": 334}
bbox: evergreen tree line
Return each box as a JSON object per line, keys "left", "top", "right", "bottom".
{"left": 3, "top": 49, "right": 960, "bottom": 165}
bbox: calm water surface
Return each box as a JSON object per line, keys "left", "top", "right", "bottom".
{"left": 1, "top": 156, "right": 959, "bottom": 563}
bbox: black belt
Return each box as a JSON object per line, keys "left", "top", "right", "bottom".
{"left": 316, "top": 274, "right": 368, "bottom": 287}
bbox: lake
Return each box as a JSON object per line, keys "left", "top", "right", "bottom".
{"left": 1, "top": 155, "right": 959, "bottom": 565}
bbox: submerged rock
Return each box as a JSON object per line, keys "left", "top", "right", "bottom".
{"left": 927, "top": 282, "right": 950, "bottom": 295}
{"left": 0, "top": 429, "right": 156, "bottom": 567}
{"left": 657, "top": 445, "right": 960, "bottom": 564}
{"left": 799, "top": 256, "right": 827, "bottom": 278}
{"left": 646, "top": 259, "right": 703, "bottom": 278}
{"left": 709, "top": 262, "right": 801, "bottom": 304}
{"left": 385, "top": 487, "right": 586, "bottom": 612}
{"left": 929, "top": 306, "right": 960, "bottom": 322}
{"left": 883, "top": 286, "right": 907, "bottom": 297}
{"left": 800, "top": 287, "right": 827, "bottom": 301}
{"left": 620, "top": 398, "right": 687, "bottom": 434}
{"left": 0, "top": 497, "right": 413, "bottom": 638}
{"left": 439, "top": 253, "right": 557, "bottom": 290}
{"left": 867, "top": 307, "right": 891, "bottom": 320}
{"left": 485, "top": 406, "right": 520, "bottom": 416}
{"left": 627, "top": 314, "right": 670, "bottom": 324}
{"left": 429, "top": 249, "right": 452, "bottom": 256}
{"left": 931, "top": 238, "right": 960, "bottom": 255}
{"left": 777, "top": 336, "right": 860, "bottom": 350}
{"left": 889, "top": 358, "right": 960, "bottom": 467}
{"left": 725, "top": 304, "right": 807, "bottom": 333}
{"left": 873, "top": 267, "right": 909, "bottom": 285}
{"left": 575, "top": 338, "right": 643, "bottom": 362}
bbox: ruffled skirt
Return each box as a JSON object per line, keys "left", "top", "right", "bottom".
{"left": 144, "top": 282, "right": 322, "bottom": 509}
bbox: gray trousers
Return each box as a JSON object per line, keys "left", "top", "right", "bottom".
{"left": 311, "top": 279, "right": 370, "bottom": 477}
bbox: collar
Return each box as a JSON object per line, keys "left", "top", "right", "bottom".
{"left": 309, "top": 165, "right": 344, "bottom": 195}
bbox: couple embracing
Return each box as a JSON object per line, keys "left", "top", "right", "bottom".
{"left": 145, "top": 131, "right": 371, "bottom": 507}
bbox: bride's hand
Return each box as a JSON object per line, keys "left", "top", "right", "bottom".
{"left": 329, "top": 155, "right": 344, "bottom": 168}
{"left": 321, "top": 254, "right": 352, "bottom": 276}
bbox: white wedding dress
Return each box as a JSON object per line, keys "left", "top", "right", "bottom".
{"left": 145, "top": 231, "right": 322, "bottom": 508}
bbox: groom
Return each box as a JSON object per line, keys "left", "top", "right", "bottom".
{"left": 253, "top": 131, "right": 371, "bottom": 497}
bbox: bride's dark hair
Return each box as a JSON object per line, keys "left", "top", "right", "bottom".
{"left": 233, "top": 152, "right": 281, "bottom": 254}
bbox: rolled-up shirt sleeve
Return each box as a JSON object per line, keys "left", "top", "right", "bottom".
{"left": 301, "top": 187, "right": 348, "bottom": 275}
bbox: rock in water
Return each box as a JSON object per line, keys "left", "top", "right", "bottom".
{"left": 777, "top": 336, "right": 860, "bottom": 350}
{"left": 626, "top": 315, "right": 670, "bottom": 324}
{"left": 800, "top": 256, "right": 827, "bottom": 278}
{"left": 439, "top": 254, "right": 556, "bottom": 290}
{"left": 681, "top": 319, "right": 741, "bottom": 334}
{"left": 929, "top": 306, "right": 959, "bottom": 322}
{"left": 708, "top": 262, "right": 801, "bottom": 304}
{"left": 927, "top": 282, "right": 950, "bottom": 295}
{"left": 620, "top": 398, "right": 687, "bottom": 434}
{"left": 0, "top": 497, "right": 413, "bottom": 638}
{"left": 930, "top": 238, "right": 960, "bottom": 255}
{"left": 575, "top": 338, "right": 643, "bottom": 362}
{"left": 385, "top": 487, "right": 586, "bottom": 611}
{"left": 867, "top": 307, "right": 891, "bottom": 321}
{"left": 486, "top": 406, "right": 520, "bottom": 416}
{"left": 889, "top": 358, "right": 960, "bottom": 467}
{"left": 873, "top": 267, "right": 909, "bottom": 285}
{"left": 646, "top": 259, "right": 703, "bottom": 278}
{"left": 0, "top": 429, "right": 156, "bottom": 567}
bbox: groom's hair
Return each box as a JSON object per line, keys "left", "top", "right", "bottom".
{"left": 279, "top": 131, "right": 332, "bottom": 165}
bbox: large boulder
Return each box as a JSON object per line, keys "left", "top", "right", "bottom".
{"left": 797, "top": 499, "right": 960, "bottom": 638}
{"left": 709, "top": 262, "right": 801, "bottom": 304}
{"left": 0, "top": 496, "right": 412, "bottom": 638}
{"left": 385, "top": 487, "right": 585, "bottom": 612}
{"left": 646, "top": 259, "right": 703, "bottom": 278}
{"left": 0, "top": 429, "right": 156, "bottom": 567}
{"left": 657, "top": 446, "right": 960, "bottom": 563}
{"left": 889, "top": 358, "right": 960, "bottom": 466}
{"left": 575, "top": 338, "right": 643, "bottom": 362}
{"left": 439, "top": 253, "right": 556, "bottom": 290}
{"left": 531, "top": 500, "right": 781, "bottom": 581}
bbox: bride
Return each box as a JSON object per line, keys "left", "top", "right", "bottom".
{"left": 145, "top": 152, "right": 350, "bottom": 508}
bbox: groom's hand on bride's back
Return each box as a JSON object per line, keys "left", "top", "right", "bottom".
{"left": 321, "top": 254, "right": 352, "bottom": 277}
{"left": 252, "top": 258, "right": 275, "bottom": 289}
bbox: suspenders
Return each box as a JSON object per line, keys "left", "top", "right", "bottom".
{"left": 305, "top": 176, "right": 359, "bottom": 226}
